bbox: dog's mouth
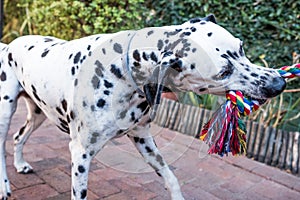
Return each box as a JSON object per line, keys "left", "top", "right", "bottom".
{"left": 242, "top": 92, "right": 267, "bottom": 105}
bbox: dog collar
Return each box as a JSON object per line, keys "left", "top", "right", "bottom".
{"left": 123, "top": 31, "right": 145, "bottom": 97}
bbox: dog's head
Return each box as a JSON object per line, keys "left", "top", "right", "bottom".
{"left": 144, "top": 15, "right": 286, "bottom": 110}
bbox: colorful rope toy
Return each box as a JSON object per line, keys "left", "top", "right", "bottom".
{"left": 197, "top": 63, "right": 300, "bottom": 156}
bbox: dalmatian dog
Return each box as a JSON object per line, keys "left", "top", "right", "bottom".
{"left": 0, "top": 15, "right": 286, "bottom": 199}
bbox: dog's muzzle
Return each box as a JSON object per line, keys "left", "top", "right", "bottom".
{"left": 261, "top": 76, "right": 286, "bottom": 98}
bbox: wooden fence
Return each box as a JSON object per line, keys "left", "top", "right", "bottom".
{"left": 153, "top": 98, "right": 300, "bottom": 176}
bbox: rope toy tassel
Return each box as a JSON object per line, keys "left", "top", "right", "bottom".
{"left": 198, "top": 63, "right": 300, "bottom": 156}
{"left": 278, "top": 63, "right": 300, "bottom": 78}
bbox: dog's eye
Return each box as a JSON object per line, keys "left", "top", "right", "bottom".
{"left": 213, "top": 65, "right": 234, "bottom": 80}
{"left": 218, "top": 69, "right": 232, "bottom": 79}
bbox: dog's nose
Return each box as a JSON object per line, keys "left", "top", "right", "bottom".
{"left": 262, "top": 76, "right": 286, "bottom": 98}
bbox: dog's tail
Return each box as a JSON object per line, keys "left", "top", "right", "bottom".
{"left": 0, "top": 42, "right": 7, "bottom": 55}
{"left": 0, "top": 42, "right": 7, "bottom": 63}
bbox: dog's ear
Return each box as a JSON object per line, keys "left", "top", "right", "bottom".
{"left": 202, "top": 14, "right": 217, "bottom": 24}
{"left": 143, "top": 51, "right": 182, "bottom": 120}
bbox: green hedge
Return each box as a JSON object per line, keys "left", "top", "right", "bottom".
{"left": 145, "top": 0, "right": 299, "bottom": 68}
{"left": 2, "top": 0, "right": 147, "bottom": 41}
{"left": 3, "top": 0, "right": 299, "bottom": 67}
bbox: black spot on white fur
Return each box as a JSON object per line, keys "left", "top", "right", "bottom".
{"left": 8, "top": 53, "right": 13, "bottom": 66}
{"left": 28, "top": 46, "right": 34, "bottom": 51}
{"left": 61, "top": 99, "right": 68, "bottom": 112}
{"left": 183, "top": 32, "right": 191, "bottom": 36}
{"left": 44, "top": 38, "right": 54, "bottom": 42}
{"left": 0, "top": 71, "right": 6, "bottom": 81}
{"left": 104, "top": 80, "right": 113, "bottom": 88}
{"left": 110, "top": 64, "right": 124, "bottom": 80}
{"left": 71, "top": 67, "right": 75, "bottom": 75}
{"left": 74, "top": 52, "right": 81, "bottom": 64}
{"left": 150, "top": 52, "right": 158, "bottom": 63}
{"left": 147, "top": 30, "right": 154, "bottom": 36}
{"left": 81, "top": 189, "right": 87, "bottom": 199}
{"left": 103, "top": 90, "right": 110, "bottom": 95}
{"left": 102, "top": 48, "right": 106, "bottom": 55}
{"left": 96, "top": 99, "right": 106, "bottom": 108}
{"left": 78, "top": 165, "right": 85, "bottom": 173}
{"left": 95, "top": 60, "right": 104, "bottom": 77}
{"left": 133, "top": 50, "right": 141, "bottom": 62}
{"left": 157, "top": 40, "right": 164, "bottom": 50}
{"left": 91, "top": 75, "right": 100, "bottom": 89}
{"left": 142, "top": 52, "right": 149, "bottom": 61}
{"left": 113, "top": 43, "right": 123, "bottom": 54}
{"left": 56, "top": 107, "right": 64, "bottom": 116}
{"left": 41, "top": 49, "right": 50, "bottom": 57}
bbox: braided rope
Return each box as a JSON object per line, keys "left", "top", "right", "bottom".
{"left": 227, "top": 63, "right": 300, "bottom": 116}
{"left": 199, "top": 63, "right": 300, "bottom": 156}
{"left": 278, "top": 63, "right": 300, "bottom": 78}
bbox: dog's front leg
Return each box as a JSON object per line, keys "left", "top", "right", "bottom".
{"left": 0, "top": 99, "right": 18, "bottom": 199}
{"left": 128, "top": 125, "right": 184, "bottom": 200}
{"left": 69, "top": 138, "right": 92, "bottom": 200}
{"left": 69, "top": 128, "right": 111, "bottom": 200}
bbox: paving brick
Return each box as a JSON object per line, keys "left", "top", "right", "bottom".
{"left": 31, "top": 157, "right": 69, "bottom": 172}
{"left": 208, "top": 185, "right": 239, "bottom": 200}
{"left": 174, "top": 169, "right": 201, "bottom": 186}
{"left": 88, "top": 171, "right": 121, "bottom": 198}
{"left": 293, "top": 180, "right": 300, "bottom": 192}
{"left": 229, "top": 156, "right": 263, "bottom": 172}
{"left": 12, "top": 184, "right": 58, "bottom": 200}
{"left": 8, "top": 168, "right": 44, "bottom": 189}
{"left": 89, "top": 159, "right": 106, "bottom": 172}
{"left": 35, "top": 189, "right": 99, "bottom": 200}
{"left": 5, "top": 101, "right": 300, "bottom": 199}
{"left": 102, "top": 191, "right": 133, "bottom": 200}
{"left": 251, "top": 163, "right": 282, "bottom": 179}
{"left": 234, "top": 170, "right": 262, "bottom": 184}
{"left": 247, "top": 179, "right": 300, "bottom": 200}
{"left": 187, "top": 171, "right": 225, "bottom": 191}
{"left": 110, "top": 179, "right": 157, "bottom": 200}
{"left": 37, "top": 168, "right": 71, "bottom": 193}
{"left": 58, "top": 165, "right": 72, "bottom": 177}
{"left": 47, "top": 143, "right": 71, "bottom": 161}
{"left": 91, "top": 167, "right": 128, "bottom": 181}
{"left": 20, "top": 144, "right": 59, "bottom": 163}
{"left": 142, "top": 180, "right": 170, "bottom": 199}
{"left": 95, "top": 146, "right": 152, "bottom": 173}
{"left": 197, "top": 158, "right": 237, "bottom": 180}
{"left": 220, "top": 176, "right": 255, "bottom": 194}
{"left": 271, "top": 169, "right": 300, "bottom": 191}
{"left": 182, "top": 184, "right": 220, "bottom": 200}
{"left": 45, "top": 192, "right": 71, "bottom": 200}
{"left": 86, "top": 190, "right": 100, "bottom": 200}
{"left": 127, "top": 172, "right": 160, "bottom": 185}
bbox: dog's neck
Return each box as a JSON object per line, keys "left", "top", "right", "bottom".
{"left": 125, "top": 24, "right": 192, "bottom": 93}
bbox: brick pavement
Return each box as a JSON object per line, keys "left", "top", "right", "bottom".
{"left": 4, "top": 100, "right": 300, "bottom": 199}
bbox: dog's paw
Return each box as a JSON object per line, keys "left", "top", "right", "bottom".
{"left": 0, "top": 179, "right": 11, "bottom": 200}
{"left": 15, "top": 163, "right": 33, "bottom": 174}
